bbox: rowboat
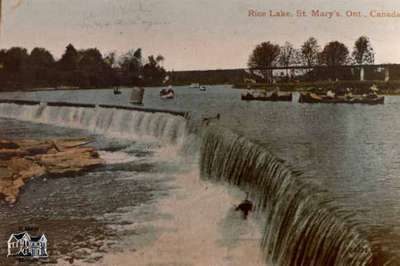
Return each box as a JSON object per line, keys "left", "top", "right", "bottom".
{"left": 299, "top": 93, "right": 384, "bottom": 105}
{"left": 241, "top": 92, "right": 292, "bottom": 102}
{"left": 160, "top": 87, "right": 175, "bottom": 99}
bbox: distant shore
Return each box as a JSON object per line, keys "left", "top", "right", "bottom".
{"left": 233, "top": 80, "right": 400, "bottom": 95}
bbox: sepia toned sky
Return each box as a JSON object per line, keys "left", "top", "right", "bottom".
{"left": 1, "top": 0, "right": 400, "bottom": 70}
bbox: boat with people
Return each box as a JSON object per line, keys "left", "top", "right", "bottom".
{"left": 299, "top": 92, "right": 384, "bottom": 105}
{"left": 241, "top": 89, "right": 292, "bottom": 102}
{"left": 160, "top": 86, "right": 175, "bottom": 99}
{"left": 113, "top": 87, "right": 121, "bottom": 95}
{"left": 299, "top": 85, "right": 384, "bottom": 105}
{"left": 200, "top": 86, "right": 206, "bottom": 91}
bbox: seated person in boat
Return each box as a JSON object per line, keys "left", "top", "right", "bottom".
{"left": 344, "top": 88, "right": 353, "bottom": 99}
{"left": 271, "top": 87, "right": 280, "bottom": 97}
{"left": 245, "top": 85, "right": 253, "bottom": 97}
{"left": 167, "top": 85, "right": 174, "bottom": 94}
{"left": 326, "top": 89, "right": 336, "bottom": 99}
{"left": 367, "top": 84, "right": 379, "bottom": 98}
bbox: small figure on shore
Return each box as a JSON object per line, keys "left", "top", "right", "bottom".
{"left": 202, "top": 113, "right": 220, "bottom": 126}
{"left": 235, "top": 192, "right": 253, "bottom": 220}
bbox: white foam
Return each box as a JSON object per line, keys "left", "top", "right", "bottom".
{"left": 98, "top": 151, "right": 140, "bottom": 165}
{"left": 98, "top": 168, "right": 265, "bottom": 266}
{"left": 0, "top": 103, "right": 187, "bottom": 145}
{"left": 0, "top": 103, "right": 267, "bottom": 265}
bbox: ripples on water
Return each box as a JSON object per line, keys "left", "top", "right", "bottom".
{"left": 0, "top": 86, "right": 400, "bottom": 264}
{"left": 0, "top": 120, "right": 174, "bottom": 264}
{"left": 0, "top": 102, "right": 265, "bottom": 265}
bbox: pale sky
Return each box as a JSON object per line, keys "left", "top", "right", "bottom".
{"left": 1, "top": 0, "right": 400, "bottom": 70}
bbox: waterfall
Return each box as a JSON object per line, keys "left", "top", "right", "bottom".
{"left": 0, "top": 103, "right": 187, "bottom": 145}
{"left": 200, "top": 126, "right": 376, "bottom": 266}
{"left": 1, "top": 101, "right": 397, "bottom": 265}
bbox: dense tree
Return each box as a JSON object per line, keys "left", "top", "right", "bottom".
{"left": 119, "top": 48, "right": 143, "bottom": 76}
{"left": 58, "top": 44, "right": 79, "bottom": 71}
{"left": 248, "top": 42, "right": 280, "bottom": 83}
{"left": 301, "top": 37, "right": 320, "bottom": 67}
{"left": 320, "top": 41, "right": 349, "bottom": 66}
{"left": 248, "top": 42, "right": 280, "bottom": 69}
{"left": 3, "top": 47, "right": 29, "bottom": 73}
{"left": 28, "top": 47, "right": 56, "bottom": 84}
{"left": 117, "top": 48, "right": 166, "bottom": 85}
{"left": 142, "top": 55, "right": 166, "bottom": 85}
{"left": 76, "top": 48, "right": 110, "bottom": 87}
{"left": 318, "top": 41, "right": 351, "bottom": 80}
{"left": 352, "top": 36, "right": 374, "bottom": 65}
{"left": 0, "top": 44, "right": 167, "bottom": 90}
{"left": 78, "top": 48, "right": 105, "bottom": 70}
{"left": 29, "top": 48, "right": 55, "bottom": 67}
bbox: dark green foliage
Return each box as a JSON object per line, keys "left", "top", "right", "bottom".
{"left": 2, "top": 47, "right": 29, "bottom": 73}
{"left": 352, "top": 36, "right": 375, "bottom": 65}
{"left": 58, "top": 44, "right": 79, "bottom": 71}
{"left": 248, "top": 41, "right": 281, "bottom": 69}
{"left": 30, "top": 48, "right": 55, "bottom": 68}
{"left": 0, "top": 44, "right": 167, "bottom": 90}
{"left": 320, "top": 41, "right": 349, "bottom": 66}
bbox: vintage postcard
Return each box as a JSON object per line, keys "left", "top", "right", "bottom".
{"left": 0, "top": 0, "right": 400, "bottom": 265}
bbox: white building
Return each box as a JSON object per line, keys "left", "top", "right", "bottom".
{"left": 7, "top": 232, "right": 48, "bottom": 258}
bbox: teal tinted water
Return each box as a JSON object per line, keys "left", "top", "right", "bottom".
{"left": 0, "top": 98, "right": 266, "bottom": 265}
{"left": 2, "top": 86, "right": 400, "bottom": 261}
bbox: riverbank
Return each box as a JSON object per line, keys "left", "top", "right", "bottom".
{"left": 0, "top": 138, "right": 103, "bottom": 204}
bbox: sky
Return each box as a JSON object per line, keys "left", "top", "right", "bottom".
{"left": 1, "top": 0, "right": 400, "bottom": 71}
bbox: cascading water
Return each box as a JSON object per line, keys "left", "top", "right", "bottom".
{"left": 0, "top": 102, "right": 396, "bottom": 265}
{"left": 200, "top": 126, "right": 380, "bottom": 266}
{"left": 0, "top": 103, "right": 187, "bottom": 146}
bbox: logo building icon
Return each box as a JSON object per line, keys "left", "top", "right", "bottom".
{"left": 7, "top": 232, "right": 48, "bottom": 258}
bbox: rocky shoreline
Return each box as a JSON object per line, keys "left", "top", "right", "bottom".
{"left": 0, "top": 138, "right": 104, "bottom": 204}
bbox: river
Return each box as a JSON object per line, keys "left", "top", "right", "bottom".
{"left": 0, "top": 85, "right": 399, "bottom": 265}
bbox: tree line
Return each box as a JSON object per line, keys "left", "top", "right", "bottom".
{"left": 169, "top": 36, "right": 384, "bottom": 85}
{"left": 0, "top": 44, "right": 167, "bottom": 90}
{"left": 248, "top": 36, "right": 377, "bottom": 82}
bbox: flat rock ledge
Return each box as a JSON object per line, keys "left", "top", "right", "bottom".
{"left": 0, "top": 138, "right": 104, "bottom": 204}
